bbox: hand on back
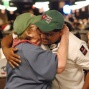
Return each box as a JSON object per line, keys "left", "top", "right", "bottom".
{"left": 3, "top": 47, "right": 21, "bottom": 68}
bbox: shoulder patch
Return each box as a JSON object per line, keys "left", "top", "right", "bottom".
{"left": 80, "top": 45, "right": 87, "bottom": 55}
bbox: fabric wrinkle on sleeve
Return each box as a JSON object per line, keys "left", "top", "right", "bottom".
{"left": 22, "top": 43, "right": 58, "bottom": 81}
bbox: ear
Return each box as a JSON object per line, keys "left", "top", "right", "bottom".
{"left": 25, "top": 30, "right": 33, "bottom": 37}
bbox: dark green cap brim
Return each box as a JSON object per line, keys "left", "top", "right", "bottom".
{"left": 34, "top": 20, "right": 64, "bottom": 32}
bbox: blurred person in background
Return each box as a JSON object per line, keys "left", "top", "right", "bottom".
{"left": 87, "top": 32, "right": 89, "bottom": 48}
{"left": 0, "top": 30, "right": 3, "bottom": 39}
{"left": 0, "top": 18, "right": 4, "bottom": 39}
{"left": 65, "top": 21, "right": 81, "bottom": 39}
{"left": 0, "top": 30, "right": 3, "bottom": 48}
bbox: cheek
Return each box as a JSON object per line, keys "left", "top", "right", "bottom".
{"left": 34, "top": 31, "right": 40, "bottom": 37}
{"left": 51, "top": 36, "right": 59, "bottom": 43}
{"left": 36, "top": 33, "right": 41, "bottom": 38}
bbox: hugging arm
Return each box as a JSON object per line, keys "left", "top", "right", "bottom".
{"left": 57, "top": 25, "right": 69, "bottom": 73}
{"left": 1, "top": 34, "right": 21, "bottom": 68}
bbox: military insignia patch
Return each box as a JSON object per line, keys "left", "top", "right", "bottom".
{"left": 80, "top": 45, "right": 87, "bottom": 55}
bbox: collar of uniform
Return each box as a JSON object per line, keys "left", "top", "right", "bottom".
{"left": 48, "top": 39, "right": 60, "bottom": 50}
{"left": 49, "top": 43, "right": 58, "bottom": 50}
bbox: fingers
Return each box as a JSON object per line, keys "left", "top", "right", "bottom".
{"left": 8, "top": 59, "right": 20, "bottom": 68}
{"left": 62, "top": 25, "right": 69, "bottom": 34}
{"left": 63, "top": 25, "right": 68, "bottom": 30}
{"left": 9, "top": 61, "right": 15, "bottom": 69}
{"left": 11, "top": 51, "right": 21, "bottom": 62}
{"left": 9, "top": 55, "right": 21, "bottom": 63}
{"left": 11, "top": 48, "right": 20, "bottom": 58}
{"left": 12, "top": 47, "right": 18, "bottom": 51}
{"left": 7, "top": 55, "right": 21, "bottom": 68}
{"left": 3, "top": 47, "right": 21, "bottom": 68}
{"left": 9, "top": 61, "right": 20, "bottom": 69}
{"left": 9, "top": 48, "right": 21, "bottom": 63}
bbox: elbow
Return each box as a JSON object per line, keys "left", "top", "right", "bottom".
{"left": 57, "top": 66, "right": 65, "bottom": 74}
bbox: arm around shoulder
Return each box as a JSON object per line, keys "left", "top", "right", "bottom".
{"left": 1, "top": 34, "right": 13, "bottom": 49}
{"left": 1, "top": 33, "right": 21, "bottom": 68}
{"left": 57, "top": 25, "right": 69, "bottom": 74}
